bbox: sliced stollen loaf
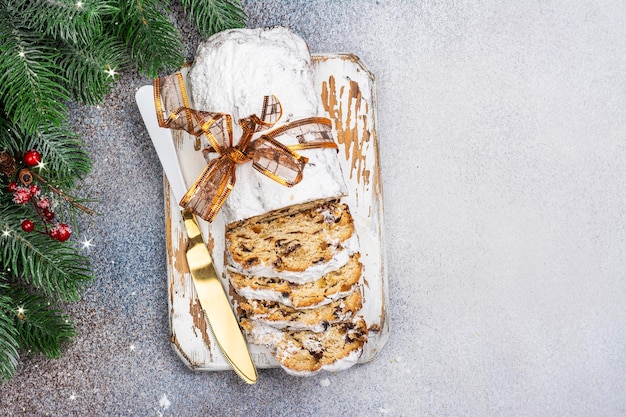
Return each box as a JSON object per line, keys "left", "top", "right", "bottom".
{"left": 187, "top": 27, "right": 368, "bottom": 376}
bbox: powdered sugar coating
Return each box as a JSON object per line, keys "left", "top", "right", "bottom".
{"left": 189, "top": 27, "right": 318, "bottom": 122}
{"left": 187, "top": 27, "right": 347, "bottom": 224}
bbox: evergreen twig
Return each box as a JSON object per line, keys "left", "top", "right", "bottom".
{"left": 181, "top": 0, "right": 247, "bottom": 37}
{"left": 0, "top": 195, "right": 93, "bottom": 302}
{"left": 12, "top": 0, "right": 119, "bottom": 44}
{"left": 0, "top": 279, "right": 20, "bottom": 382}
{"left": 5, "top": 283, "right": 76, "bottom": 358}
{"left": 114, "top": 0, "right": 185, "bottom": 77}
{"left": 0, "top": 120, "right": 91, "bottom": 189}
{"left": 0, "top": 0, "right": 248, "bottom": 383}
{"left": 0, "top": 3, "right": 70, "bottom": 134}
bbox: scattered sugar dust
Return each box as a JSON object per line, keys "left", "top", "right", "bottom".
{"left": 159, "top": 394, "right": 171, "bottom": 409}
{"left": 155, "top": 394, "right": 172, "bottom": 416}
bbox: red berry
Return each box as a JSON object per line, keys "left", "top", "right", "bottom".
{"left": 36, "top": 197, "right": 51, "bottom": 210}
{"left": 57, "top": 226, "right": 71, "bottom": 241}
{"left": 42, "top": 208, "right": 55, "bottom": 222}
{"left": 57, "top": 231, "right": 71, "bottom": 242}
{"left": 49, "top": 223, "right": 71, "bottom": 242}
{"left": 21, "top": 219, "right": 35, "bottom": 232}
{"left": 8, "top": 181, "right": 18, "bottom": 192}
{"left": 12, "top": 187, "right": 31, "bottom": 204}
{"left": 23, "top": 150, "right": 42, "bottom": 167}
{"left": 29, "top": 184, "right": 40, "bottom": 195}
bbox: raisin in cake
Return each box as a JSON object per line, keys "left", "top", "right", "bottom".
{"left": 188, "top": 27, "right": 368, "bottom": 376}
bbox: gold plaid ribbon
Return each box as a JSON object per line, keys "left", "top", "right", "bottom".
{"left": 153, "top": 71, "right": 338, "bottom": 222}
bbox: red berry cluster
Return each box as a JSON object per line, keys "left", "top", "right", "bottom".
{"left": 6, "top": 149, "right": 72, "bottom": 242}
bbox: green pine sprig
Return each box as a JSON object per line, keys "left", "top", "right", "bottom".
{"left": 182, "top": 0, "right": 247, "bottom": 37}
{"left": 4, "top": 283, "right": 76, "bottom": 358}
{"left": 57, "top": 34, "right": 128, "bottom": 105}
{"left": 115, "top": 0, "right": 185, "bottom": 77}
{"left": 0, "top": 0, "right": 248, "bottom": 384}
{"left": 14, "top": 0, "right": 119, "bottom": 44}
{"left": 0, "top": 273, "right": 77, "bottom": 382}
{"left": 0, "top": 280, "right": 19, "bottom": 382}
{"left": 0, "top": 194, "right": 93, "bottom": 302}
{"left": 0, "top": 3, "right": 71, "bottom": 135}
{"left": 0, "top": 120, "right": 91, "bottom": 189}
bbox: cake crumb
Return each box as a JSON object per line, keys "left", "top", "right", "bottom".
{"left": 319, "top": 378, "right": 331, "bottom": 387}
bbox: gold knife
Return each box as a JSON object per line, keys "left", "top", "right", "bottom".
{"left": 135, "top": 85, "right": 258, "bottom": 384}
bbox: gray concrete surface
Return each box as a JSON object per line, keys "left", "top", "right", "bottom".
{"left": 1, "top": 1, "right": 626, "bottom": 415}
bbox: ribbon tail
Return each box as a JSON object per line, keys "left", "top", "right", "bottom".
{"left": 154, "top": 71, "right": 233, "bottom": 152}
{"left": 250, "top": 136, "right": 308, "bottom": 187}
{"left": 179, "top": 158, "right": 235, "bottom": 222}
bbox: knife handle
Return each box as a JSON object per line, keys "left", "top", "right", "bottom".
{"left": 182, "top": 209, "right": 218, "bottom": 281}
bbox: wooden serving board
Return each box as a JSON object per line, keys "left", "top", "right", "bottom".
{"left": 162, "top": 54, "right": 390, "bottom": 371}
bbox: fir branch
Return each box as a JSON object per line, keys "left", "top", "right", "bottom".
{"left": 56, "top": 34, "right": 127, "bottom": 105}
{"left": 11, "top": 0, "right": 119, "bottom": 45}
{"left": 181, "top": 0, "right": 247, "bottom": 37}
{"left": 114, "top": 0, "right": 184, "bottom": 77}
{"left": 0, "top": 0, "right": 253, "bottom": 384}
{"left": 4, "top": 283, "right": 75, "bottom": 358}
{"left": 0, "top": 3, "right": 70, "bottom": 134}
{"left": 29, "top": 127, "right": 92, "bottom": 187}
{"left": 0, "top": 279, "right": 20, "bottom": 382}
{"left": 0, "top": 195, "right": 93, "bottom": 302}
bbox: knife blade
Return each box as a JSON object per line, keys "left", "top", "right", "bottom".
{"left": 135, "top": 85, "right": 258, "bottom": 384}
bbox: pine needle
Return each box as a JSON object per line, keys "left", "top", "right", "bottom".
{"left": 5, "top": 283, "right": 76, "bottom": 358}
{"left": 0, "top": 4, "right": 70, "bottom": 134}
{"left": 0, "top": 280, "right": 19, "bottom": 382}
{"left": 114, "top": 0, "right": 185, "bottom": 77}
{"left": 181, "top": 0, "right": 247, "bottom": 38}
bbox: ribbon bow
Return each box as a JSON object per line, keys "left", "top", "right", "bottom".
{"left": 153, "top": 71, "right": 338, "bottom": 222}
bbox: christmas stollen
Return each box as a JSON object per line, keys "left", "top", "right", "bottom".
{"left": 152, "top": 27, "right": 389, "bottom": 376}
{"left": 181, "top": 27, "right": 368, "bottom": 376}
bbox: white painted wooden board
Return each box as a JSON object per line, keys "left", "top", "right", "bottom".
{"left": 161, "top": 54, "right": 390, "bottom": 371}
